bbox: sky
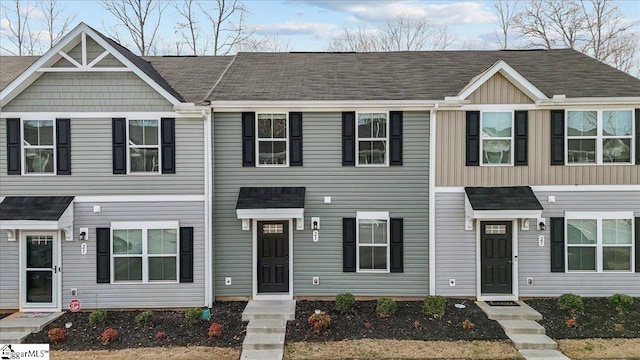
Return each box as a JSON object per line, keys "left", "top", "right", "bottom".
{"left": 1, "top": 0, "right": 639, "bottom": 53}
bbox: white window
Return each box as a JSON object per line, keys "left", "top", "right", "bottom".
{"left": 23, "top": 120, "right": 55, "bottom": 174}
{"left": 566, "top": 110, "right": 634, "bottom": 164}
{"left": 111, "top": 221, "right": 179, "bottom": 283}
{"left": 566, "top": 212, "right": 634, "bottom": 273}
{"left": 357, "top": 112, "right": 388, "bottom": 166}
{"left": 128, "top": 119, "right": 160, "bottom": 173}
{"left": 481, "top": 111, "right": 513, "bottom": 165}
{"left": 257, "top": 113, "right": 288, "bottom": 166}
{"left": 356, "top": 211, "right": 390, "bottom": 272}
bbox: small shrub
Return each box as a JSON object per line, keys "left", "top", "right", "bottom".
{"left": 88, "top": 310, "right": 107, "bottom": 326}
{"left": 376, "top": 297, "right": 397, "bottom": 317}
{"left": 155, "top": 331, "right": 167, "bottom": 340}
{"left": 208, "top": 323, "right": 224, "bottom": 338}
{"left": 101, "top": 328, "right": 118, "bottom": 345}
{"left": 335, "top": 293, "right": 355, "bottom": 313}
{"left": 565, "top": 318, "right": 579, "bottom": 328}
{"left": 609, "top": 293, "right": 634, "bottom": 313}
{"left": 47, "top": 327, "right": 66, "bottom": 344}
{"left": 413, "top": 320, "right": 421, "bottom": 329}
{"left": 423, "top": 295, "right": 446, "bottom": 317}
{"left": 135, "top": 311, "right": 154, "bottom": 325}
{"left": 614, "top": 323, "right": 624, "bottom": 331}
{"left": 462, "top": 319, "right": 475, "bottom": 331}
{"left": 364, "top": 321, "right": 372, "bottom": 330}
{"left": 308, "top": 311, "right": 331, "bottom": 334}
{"left": 557, "top": 293, "right": 584, "bottom": 312}
{"left": 583, "top": 342, "right": 594, "bottom": 351}
{"left": 185, "top": 308, "right": 203, "bottom": 325}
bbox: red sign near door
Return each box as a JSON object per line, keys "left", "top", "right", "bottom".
{"left": 69, "top": 299, "right": 81, "bottom": 312}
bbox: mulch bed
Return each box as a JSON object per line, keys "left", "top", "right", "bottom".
{"left": 23, "top": 302, "right": 247, "bottom": 351}
{"left": 286, "top": 299, "right": 508, "bottom": 342}
{"left": 525, "top": 297, "right": 640, "bottom": 339}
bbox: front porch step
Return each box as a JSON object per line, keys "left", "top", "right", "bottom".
{"left": 509, "top": 333, "right": 558, "bottom": 350}
{"left": 247, "top": 319, "right": 286, "bottom": 334}
{"left": 242, "top": 300, "right": 295, "bottom": 321}
{"left": 0, "top": 331, "right": 30, "bottom": 343}
{"left": 241, "top": 349, "right": 284, "bottom": 360}
{"left": 0, "top": 312, "right": 64, "bottom": 343}
{"left": 242, "top": 332, "right": 285, "bottom": 350}
{"left": 497, "top": 319, "right": 546, "bottom": 334}
{"left": 476, "top": 301, "right": 543, "bottom": 321}
{"left": 519, "top": 349, "right": 570, "bottom": 360}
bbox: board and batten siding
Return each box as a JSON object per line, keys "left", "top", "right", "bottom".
{"left": 435, "top": 191, "right": 640, "bottom": 297}
{"left": 64, "top": 201, "right": 206, "bottom": 308}
{"left": 0, "top": 117, "right": 204, "bottom": 195}
{"left": 468, "top": 73, "right": 534, "bottom": 104}
{"left": 0, "top": 230, "right": 19, "bottom": 309}
{"left": 213, "top": 111, "right": 430, "bottom": 297}
{"left": 436, "top": 110, "right": 640, "bottom": 186}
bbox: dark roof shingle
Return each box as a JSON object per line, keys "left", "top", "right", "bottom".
{"left": 465, "top": 186, "right": 543, "bottom": 211}
{"left": 0, "top": 196, "right": 74, "bottom": 220}
{"left": 236, "top": 187, "right": 306, "bottom": 209}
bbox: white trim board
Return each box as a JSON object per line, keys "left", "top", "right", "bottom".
{"left": 0, "top": 112, "right": 186, "bottom": 119}
{"left": 435, "top": 185, "right": 640, "bottom": 193}
{"left": 74, "top": 195, "right": 206, "bottom": 202}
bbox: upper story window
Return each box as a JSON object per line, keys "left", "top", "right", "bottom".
{"left": 566, "top": 212, "right": 634, "bottom": 272}
{"left": 357, "top": 211, "right": 390, "bottom": 272}
{"left": 257, "top": 113, "right": 288, "bottom": 166}
{"left": 481, "top": 112, "right": 513, "bottom": 165}
{"left": 23, "top": 120, "right": 55, "bottom": 174}
{"left": 357, "top": 112, "right": 388, "bottom": 166}
{"left": 128, "top": 119, "right": 160, "bottom": 173}
{"left": 567, "top": 110, "right": 634, "bottom": 164}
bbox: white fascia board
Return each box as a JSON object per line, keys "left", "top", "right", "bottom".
{"left": 236, "top": 208, "right": 304, "bottom": 219}
{"left": 471, "top": 210, "right": 543, "bottom": 219}
{"left": 0, "top": 112, "right": 183, "bottom": 119}
{"left": 0, "top": 220, "right": 60, "bottom": 230}
{"left": 211, "top": 100, "right": 454, "bottom": 112}
{"left": 457, "top": 60, "right": 548, "bottom": 101}
{"left": 538, "top": 97, "right": 640, "bottom": 106}
{"left": 437, "top": 185, "right": 640, "bottom": 193}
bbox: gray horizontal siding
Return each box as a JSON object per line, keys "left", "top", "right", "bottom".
{"left": 0, "top": 231, "right": 19, "bottom": 309}
{"left": 0, "top": 117, "right": 204, "bottom": 195}
{"left": 435, "top": 190, "right": 640, "bottom": 297}
{"left": 213, "top": 111, "right": 430, "bottom": 297}
{"left": 64, "top": 201, "right": 206, "bottom": 308}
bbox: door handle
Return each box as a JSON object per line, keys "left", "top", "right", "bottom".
{"left": 507, "top": 261, "right": 512, "bottom": 264}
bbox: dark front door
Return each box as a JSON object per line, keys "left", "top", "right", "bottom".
{"left": 257, "top": 221, "right": 289, "bottom": 293}
{"left": 481, "top": 222, "right": 512, "bottom": 294}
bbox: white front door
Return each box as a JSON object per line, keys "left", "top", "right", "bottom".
{"left": 21, "top": 232, "right": 60, "bottom": 311}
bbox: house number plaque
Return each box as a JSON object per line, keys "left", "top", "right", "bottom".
{"left": 81, "top": 243, "right": 88, "bottom": 255}
{"left": 312, "top": 230, "right": 319, "bottom": 242}
{"left": 538, "top": 235, "right": 544, "bottom": 247}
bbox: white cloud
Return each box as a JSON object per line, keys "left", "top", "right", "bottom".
{"left": 255, "top": 21, "right": 339, "bottom": 36}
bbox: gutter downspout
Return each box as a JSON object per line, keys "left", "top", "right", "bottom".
{"left": 429, "top": 104, "right": 437, "bottom": 295}
{"left": 204, "top": 108, "right": 213, "bottom": 307}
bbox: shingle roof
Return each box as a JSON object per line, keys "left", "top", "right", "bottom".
{"left": 236, "top": 187, "right": 306, "bottom": 209}
{"left": 465, "top": 186, "right": 543, "bottom": 211}
{"left": 0, "top": 196, "right": 74, "bottom": 220}
{"left": 0, "top": 56, "right": 37, "bottom": 90}
{"left": 207, "top": 49, "right": 640, "bottom": 101}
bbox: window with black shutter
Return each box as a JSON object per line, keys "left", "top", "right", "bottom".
{"left": 6, "top": 118, "right": 21, "bottom": 175}
{"left": 56, "top": 118, "right": 71, "bottom": 175}
{"left": 466, "top": 111, "right": 480, "bottom": 166}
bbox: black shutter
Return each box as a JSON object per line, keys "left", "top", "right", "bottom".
{"left": 343, "top": 218, "right": 356, "bottom": 272}
{"left": 550, "top": 217, "right": 565, "bottom": 273}
{"left": 56, "top": 118, "right": 71, "bottom": 175}
{"left": 161, "top": 118, "right": 176, "bottom": 174}
{"left": 242, "top": 112, "right": 255, "bottom": 166}
{"left": 390, "top": 218, "right": 404, "bottom": 273}
{"left": 112, "top": 118, "right": 127, "bottom": 174}
{"left": 342, "top": 112, "right": 356, "bottom": 166}
{"left": 6, "top": 118, "right": 21, "bottom": 175}
{"left": 96, "top": 228, "right": 111, "bottom": 283}
{"left": 180, "top": 227, "right": 194, "bottom": 283}
{"left": 390, "top": 111, "right": 403, "bottom": 165}
{"left": 466, "top": 111, "right": 480, "bottom": 166}
{"left": 550, "top": 110, "right": 565, "bottom": 165}
{"left": 635, "top": 109, "right": 639, "bottom": 165}
{"left": 635, "top": 217, "right": 640, "bottom": 273}
{"left": 289, "top": 112, "right": 303, "bottom": 166}
{"left": 514, "top": 111, "right": 528, "bottom": 166}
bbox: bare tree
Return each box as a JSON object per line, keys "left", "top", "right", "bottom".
{"left": 1, "top": 0, "right": 37, "bottom": 55}
{"left": 174, "top": 0, "right": 203, "bottom": 55}
{"left": 515, "top": 0, "right": 588, "bottom": 50}
{"left": 492, "top": 0, "right": 520, "bottom": 49}
{"left": 100, "top": 0, "right": 168, "bottom": 55}
{"left": 429, "top": 25, "right": 457, "bottom": 50}
{"left": 38, "top": 0, "right": 75, "bottom": 50}
{"left": 238, "top": 34, "right": 291, "bottom": 52}
{"left": 200, "top": 0, "right": 253, "bottom": 55}
{"left": 328, "top": 23, "right": 378, "bottom": 52}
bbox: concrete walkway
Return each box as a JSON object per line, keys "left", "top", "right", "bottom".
{"left": 477, "top": 301, "right": 570, "bottom": 360}
{"left": 0, "top": 312, "right": 64, "bottom": 343}
{"left": 240, "top": 300, "right": 295, "bottom": 360}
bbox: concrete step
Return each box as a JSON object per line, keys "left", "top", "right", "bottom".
{"left": 242, "top": 300, "right": 295, "bottom": 321}
{"left": 509, "top": 333, "right": 558, "bottom": 350}
{"left": 476, "top": 301, "right": 543, "bottom": 321}
{"left": 242, "top": 332, "right": 285, "bottom": 350}
{"left": 241, "top": 348, "right": 284, "bottom": 360}
{"left": 497, "top": 319, "right": 546, "bottom": 335}
{"left": 519, "top": 349, "right": 570, "bottom": 359}
{"left": 0, "top": 312, "right": 64, "bottom": 333}
{"left": 246, "top": 319, "right": 286, "bottom": 334}
{"left": 0, "top": 331, "right": 31, "bottom": 344}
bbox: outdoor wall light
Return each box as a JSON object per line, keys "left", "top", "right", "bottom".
{"left": 537, "top": 218, "right": 546, "bottom": 231}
